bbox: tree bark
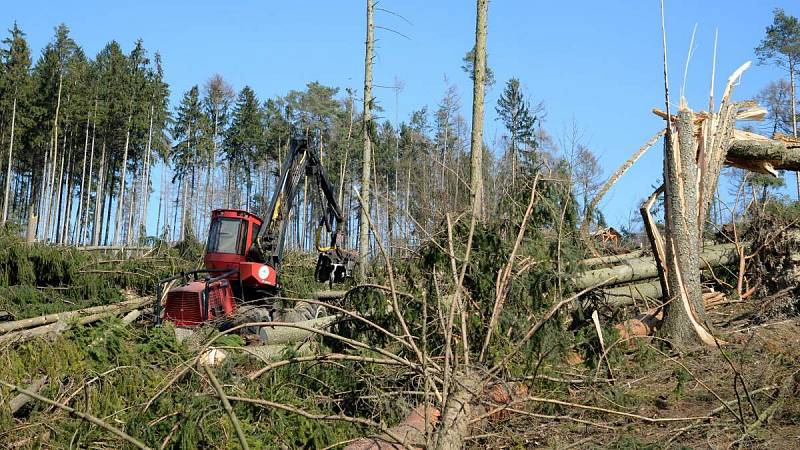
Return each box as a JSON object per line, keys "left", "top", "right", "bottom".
{"left": 790, "top": 60, "right": 798, "bottom": 198}
{"left": 573, "top": 243, "right": 737, "bottom": 290}
{"left": 468, "top": 0, "right": 488, "bottom": 220}
{"left": 113, "top": 109, "right": 134, "bottom": 245}
{"left": 2, "top": 98, "right": 16, "bottom": 224}
{"left": 659, "top": 109, "right": 715, "bottom": 348}
{"left": 92, "top": 142, "right": 106, "bottom": 246}
{"left": 727, "top": 129, "right": 800, "bottom": 172}
{"left": 358, "top": 0, "right": 375, "bottom": 277}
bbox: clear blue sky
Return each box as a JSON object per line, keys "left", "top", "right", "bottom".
{"left": 4, "top": 0, "right": 798, "bottom": 231}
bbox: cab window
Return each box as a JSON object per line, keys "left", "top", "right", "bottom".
{"left": 207, "top": 218, "right": 242, "bottom": 254}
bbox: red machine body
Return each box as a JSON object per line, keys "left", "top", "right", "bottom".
{"left": 163, "top": 278, "right": 236, "bottom": 326}
{"left": 204, "top": 209, "right": 278, "bottom": 289}
{"left": 158, "top": 139, "right": 356, "bottom": 328}
{"left": 159, "top": 209, "right": 279, "bottom": 327}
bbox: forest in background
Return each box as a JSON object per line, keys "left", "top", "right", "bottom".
{"left": 0, "top": 20, "right": 604, "bottom": 255}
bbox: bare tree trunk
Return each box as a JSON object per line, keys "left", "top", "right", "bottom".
{"left": 74, "top": 102, "right": 93, "bottom": 244}
{"left": 180, "top": 173, "right": 188, "bottom": 242}
{"left": 113, "top": 109, "right": 134, "bottom": 245}
{"left": 103, "top": 170, "right": 115, "bottom": 246}
{"left": 80, "top": 103, "right": 98, "bottom": 244}
{"left": 126, "top": 166, "right": 138, "bottom": 245}
{"left": 469, "top": 0, "right": 488, "bottom": 220}
{"left": 41, "top": 74, "right": 63, "bottom": 241}
{"left": 358, "top": 0, "right": 375, "bottom": 277}
{"left": 53, "top": 141, "right": 67, "bottom": 243}
{"left": 61, "top": 147, "right": 74, "bottom": 244}
{"left": 92, "top": 141, "right": 106, "bottom": 246}
{"left": 2, "top": 98, "right": 16, "bottom": 224}
{"left": 790, "top": 60, "right": 798, "bottom": 198}
{"left": 139, "top": 104, "right": 154, "bottom": 241}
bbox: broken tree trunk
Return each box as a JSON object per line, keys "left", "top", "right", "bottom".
{"left": 9, "top": 376, "right": 47, "bottom": 415}
{"left": 572, "top": 243, "right": 738, "bottom": 290}
{"left": 660, "top": 106, "right": 716, "bottom": 348}
{"left": 726, "top": 129, "right": 800, "bottom": 174}
{"left": 434, "top": 375, "right": 480, "bottom": 450}
{"left": 654, "top": 62, "right": 760, "bottom": 349}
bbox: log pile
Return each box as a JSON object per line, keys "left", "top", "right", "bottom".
{"left": 0, "top": 292, "right": 149, "bottom": 345}
{"left": 573, "top": 242, "right": 739, "bottom": 307}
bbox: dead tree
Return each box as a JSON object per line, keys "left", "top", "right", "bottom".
{"left": 358, "top": 0, "right": 375, "bottom": 277}
{"left": 468, "top": 0, "right": 488, "bottom": 220}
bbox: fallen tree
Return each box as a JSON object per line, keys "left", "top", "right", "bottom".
{"left": 0, "top": 293, "right": 149, "bottom": 345}
{"left": 727, "top": 129, "right": 800, "bottom": 174}
{"left": 572, "top": 243, "right": 738, "bottom": 290}
{"left": 0, "top": 294, "right": 148, "bottom": 334}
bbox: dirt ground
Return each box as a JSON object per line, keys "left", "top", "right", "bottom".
{"left": 472, "top": 301, "right": 800, "bottom": 449}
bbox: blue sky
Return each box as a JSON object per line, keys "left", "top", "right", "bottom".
{"left": 4, "top": 0, "right": 798, "bottom": 231}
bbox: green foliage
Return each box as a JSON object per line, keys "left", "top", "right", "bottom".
{"left": 384, "top": 213, "right": 582, "bottom": 370}
{"left": 461, "top": 45, "right": 495, "bottom": 88}
{"left": 0, "top": 228, "right": 198, "bottom": 319}
{"left": 672, "top": 367, "right": 691, "bottom": 398}
{"left": 755, "top": 8, "right": 800, "bottom": 70}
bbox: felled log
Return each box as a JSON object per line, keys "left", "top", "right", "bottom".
{"left": 572, "top": 243, "right": 738, "bottom": 290}
{"left": 599, "top": 280, "right": 662, "bottom": 307}
{"left": 580, "top": 250, "right": 644, "bottom": 268}
{"left": 0, "top": 296, "right": 148, "bottom": 345}
{"left": 726, "top": 129, "right": 800, "bottom": 174}
{"left": 257, "top": 315, "right": 338, "bottom": 345}
{"left": 602, "top": 279, "right": 727, "bottom": 308}
{"left": 0, "top": 295, "right": 149, "bottom": 334}
{"left": 9, "top": 376, "right": 47, "bottom": 415}
{"left": 312, "top": 290, "right": 348, "bottom": 300}
{"left": 244, "top": 342, "right": 315, "bottom": 361}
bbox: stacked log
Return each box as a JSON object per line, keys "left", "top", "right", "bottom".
{"left": 573, "top": 243, "right": 739, "bottom": 308}
{"left": 0, "top": 294, "right": 149, "bottom": 345}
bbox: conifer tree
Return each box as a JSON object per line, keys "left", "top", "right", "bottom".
{"left": 0, "top": 23, "right": 32, "bottom": 224}
{"left": 223, "top": 86, "right": 264, "bottom": 211}
{"left": 495, "top": 78, "right": 536, "bottom": 188}
{"left": 756, "top": 8, "right": 800, "bottom": 196}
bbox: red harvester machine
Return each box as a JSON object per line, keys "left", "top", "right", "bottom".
{"left": 155, "top": 138, "right": 356, "bottom": 327}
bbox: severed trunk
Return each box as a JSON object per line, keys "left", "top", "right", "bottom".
{"left": 659, "top": 109, "right": 714, "bottom": 347}
{"left": 655, "top": 63, "right": 755, "bottom": 348}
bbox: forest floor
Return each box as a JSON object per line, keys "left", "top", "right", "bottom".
{"left": 1, "top": 236, "right": 799, "bottom": 448}
{"left": 481, "top": 301, "right": 800, "bottom": 449}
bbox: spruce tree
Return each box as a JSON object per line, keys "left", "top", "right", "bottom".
{"left": 495, "top": 78, "right": 536, "bottom": 188}
{"left": 223, "top": 86, "right": 264, "bottom": 211}
{"left": 0, "top": 23, "right": 32, "bottom": 224}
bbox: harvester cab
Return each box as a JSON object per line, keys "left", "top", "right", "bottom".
{"left": 155, "top": 138, "right": 357, "bottom": 327}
